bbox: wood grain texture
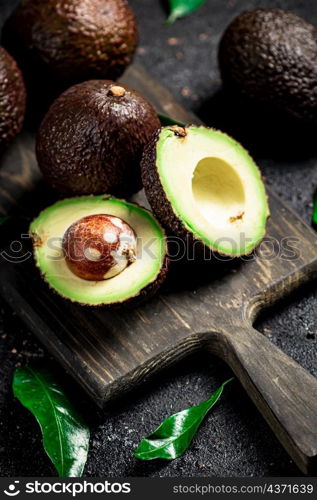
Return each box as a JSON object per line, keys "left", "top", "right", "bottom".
{"left": 0, "top": 63, "right": 317, "bottom": 474}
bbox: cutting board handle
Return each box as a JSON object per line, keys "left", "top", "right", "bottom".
{"left": 207, "top": 325, "right": 317, "bottom": 475}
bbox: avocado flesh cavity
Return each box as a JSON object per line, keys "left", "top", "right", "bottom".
{"left": 30, "top": 196, "right": 167, "bottom": 306}
{"left": 144, "top": 126, "right": 269, "bottom": 256}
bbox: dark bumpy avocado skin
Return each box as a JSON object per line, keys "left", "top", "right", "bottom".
{"left": 219, "top": 9, "right": 317, "bottom": 123}
{"left": 36, "top": 80, "right": 161, "bottom": 196}
{"left": 0, "top": 47, "right": 26, "bottom": 149}
{"left": 141, "top": 128, "right": 204, "bottom": 254}
{"left": 4, "top": 0, "right": 138, "bottom": 88}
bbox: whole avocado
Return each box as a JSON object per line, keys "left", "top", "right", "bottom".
{"left": 0, "top": 47, "right": 26, "bottom": 148}
{"left": 4, "top": 0, "right": 138, "bottom": 88}
{"left": 36, "top": 80, "right": 161, "bottom": 196}
{"left": 219, "top": 9, "right": 317, "bottom": 123}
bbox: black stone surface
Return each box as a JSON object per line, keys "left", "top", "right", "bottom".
{"left": 0, "top": 0, "right": 317, "bottom": 478}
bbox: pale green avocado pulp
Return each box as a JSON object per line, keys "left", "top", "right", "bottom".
{"left": 156, "top": 126, "right": 269, "bottom": 256}
{"left": 30, "top": 196, "right": 167, "bottom": 305}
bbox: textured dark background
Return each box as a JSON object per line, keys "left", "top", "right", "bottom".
{"left": 1, "top": 0, "right": 317, "bottom": 478}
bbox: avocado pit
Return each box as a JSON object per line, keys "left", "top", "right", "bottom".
{"left": 62, "top": 214, "right": 137, "bottom": 281}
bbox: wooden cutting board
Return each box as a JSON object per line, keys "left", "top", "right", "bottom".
{"left": 0, "top": 63, "right": 317, "bottom": 475}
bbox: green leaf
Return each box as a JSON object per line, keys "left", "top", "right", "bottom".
{"left": 312, "top": 189, "right": 317, "bottom": 230}
{"left": 158, "top": 113, "right": 185, "bottom": 127}
{"left": 13, "top": 366, "right": 90, "bottom": 477}
{"left": 134, "top": 377, "right": 233, "bottom": 460}
{"left": 0, "top": 215, "right": 10, "bottom": 226}
{"left": 167, "top": 0, "right": 207, "bottom": 24}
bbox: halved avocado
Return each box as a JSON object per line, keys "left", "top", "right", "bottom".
{"left": 30, "top": 196, "right": 168, "bottom": 306}
{"left": 142, "top": 126, "right": 269, "bottom": 256}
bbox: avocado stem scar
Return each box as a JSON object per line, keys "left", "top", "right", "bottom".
{"left": 169, "top": 125, "right": 187, "bottom": 137}
{"left": 108, "top": 86, "right": 126, "bottom": 97}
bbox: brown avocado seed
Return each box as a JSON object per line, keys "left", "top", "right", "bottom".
{"left": 62, "top": 214, "right": 137, "bottom": 281}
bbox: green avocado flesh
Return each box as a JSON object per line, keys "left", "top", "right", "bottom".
{"left": 30, "top": 196, "right": 167, "bottom": 305}
{"left": 156, "top": 126, "right": 269, "bottom": 256}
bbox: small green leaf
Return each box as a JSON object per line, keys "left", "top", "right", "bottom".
{"left": 13, "top": 366, "right": 90, "bottom": 477}
{"left": 158, "top": 113, "right": 186, "bottom": 127}
{"left": 134, "top": 378, "right": 233, "bottom": 460}
{"left": 167, "top": 0, "right": 207, "bottom": 24}
{"left": 312, "top": 189, "right": 317, "bottom": 230}
{"left": 0, "top": 215, "right": 10, "bottom": 226}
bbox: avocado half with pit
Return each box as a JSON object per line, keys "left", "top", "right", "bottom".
{"left": 142, "top": 126, "right": 269, "bottom": 256}
{"left": 30, "top": 196, "right": 168, "bottom": 306}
